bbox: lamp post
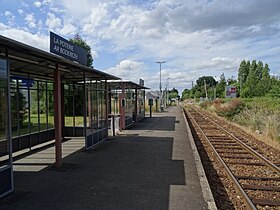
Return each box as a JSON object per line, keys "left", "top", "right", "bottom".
{"left": 166, "top": 77, "right": 170, "bottom": 106}
{"left": 156, "top": 61, "right": 165, "bottom": 112}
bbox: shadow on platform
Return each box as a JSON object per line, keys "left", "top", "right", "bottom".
{"left": 132, "top": 116, "right": 179, "bottom": 131}
{"left": 1, "top": 136, "right": 185, "bottom": 210}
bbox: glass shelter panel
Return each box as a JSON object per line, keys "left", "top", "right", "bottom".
{"left": 30, "top": 82, "right": 39, "bottom": 133}
{"left": 6, "top": 77, "right": 55, "bottom": 152}
{"left": 47, "top": 82, "right": 54, "bottom": 129}
{"left": 64, "top": 83, "right": 85, "bottom": 137}
{"left": 10, "top": 79, "right": 18, "bottom": 137}
{"left": 18, "top": 88, "right": 29, "bottom": 136}
{"left": 125, "top": 89, "right": 134, "bottom": 118}
{"left": 136, "top": 89, "right": 145, "bottom": 121}
{"left": 39, "top": 82, "right": 47, "bottom": 131}
{"left": 0, "top": 58, "right": 13, "bottom": 198}
{"left": 110, "top": 90, "right": 120, "bottom": 115}
{"left": 85, "top": 80, "right": 108, "bottom": 149}
{"left": 74, "top": 84, "right": 84, "bottom": 127}
{"left": 64, "top": 84, "right": 74, "bottom": 127}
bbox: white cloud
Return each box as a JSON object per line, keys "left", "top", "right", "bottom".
{"left": 37, "top": 20, "right": 43, "bottom": 30}
{"left": 42, "top": 0, "right": 52, "bottom": 4}
{"left": 145, "top": 68, "right": 200, "bottom": 94}
{"left": 4, "top": 11, "right": 15, "bottom": 25}
{"left": 194, "top": 57, "right": 241, "bottom": 72}
{"left": 45, "top": 12, "right": 62, "bottom": 30}
{"left": 22, "top": 2, "right": 29, "bottom": 8}
{"left": 59, "top": 23, "right": 76, "bottom": 36}
{"left": 61, "top": 0, "right": 91, "bottom": 19}
{"left": 4, "top": 11, "right": 12, "bottom": 17}
{"left": 25, "top": 13, "right": 36, "bottom": 28}
{"left": 34, "top": 1, "right": 42, "bottom": 7}
{"left": 0, "top": 23, "right": 9, "bottom": 30}
{"left": 1, "top": 0, "right": 280, "bottom": 94}
{"left": 105, "top": 60, "right": 145, "bottom": 81}
{"left": 166, "top": 0, "right": 280, "bottom": 33}
{"left": 0, "top": 27, "right": 48, "bottom": 52}
{"left": 90, "top": 50, "right": 99, "bottom": 61}
{"left": 105, "top": 60, "right": 197, "bottom": 94}
{"left": 18, "top": 9, "right": 24, "bottom": 15}
{"left": 82, "top": 3, "right": 108, "bottom": 33}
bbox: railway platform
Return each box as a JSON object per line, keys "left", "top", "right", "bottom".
{"left": 0, "top": 106, "right": 216, "bottom": 210}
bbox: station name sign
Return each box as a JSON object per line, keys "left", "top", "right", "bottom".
{"left": 139, "top": 79, "right": 144, "bottom": 86}
{"left": 225, "top": 86, "right": 237, "bottom": 98}
{"left": 50, "top": 32, "right": 87, "bottom": 66}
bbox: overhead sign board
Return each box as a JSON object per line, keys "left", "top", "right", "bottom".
{"left": 225, "top": 86, "right": 237, "bottom": 98}
{"left": 139, "top": 79, "right": 144, "bottom": 86}
{"left": 50, "top": 32, "right": 87, "bottom": 66}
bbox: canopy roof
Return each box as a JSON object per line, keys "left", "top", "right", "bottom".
{"left": 108, "top": 80, "right": 149, "bottom": 90}
{"left": 0, "top": 35, "right": 119, "bottom": 82}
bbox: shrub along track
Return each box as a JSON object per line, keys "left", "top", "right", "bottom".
{"left": 184, "top": 105, "right": 280, "bottom": 210}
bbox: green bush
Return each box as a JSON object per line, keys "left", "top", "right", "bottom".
{"left": 233, "top": 97, "right": 280, "bottom": 143}
{"left": 199, "top": 100, "right": 213, "bottom": 110}
{"left": 214, "top": 99, "right": 245, "bottom": 119}
{"left": 194, "top": 97, "right": 280, "bottom": 144}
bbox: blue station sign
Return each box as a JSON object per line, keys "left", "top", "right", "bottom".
{"left": 50, "top": 32, "right": 87, "bottom": 66}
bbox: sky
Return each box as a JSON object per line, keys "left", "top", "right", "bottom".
{"left": 0, "top": 0, "right": 280, "bottom": 94}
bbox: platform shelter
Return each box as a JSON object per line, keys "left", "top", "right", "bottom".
{"left": 108, "top": 80, "right": 149, "bottom": 132}
{"left": 0, "top": 35, "right": 119, "bottom": 198}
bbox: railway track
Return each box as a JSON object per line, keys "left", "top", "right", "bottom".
{"left": 184, "top": 106, "right": 280, "bottom": 210}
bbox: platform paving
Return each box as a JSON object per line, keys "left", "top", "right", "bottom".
{"left": 0, "top": 106, "right": 214, "bottom": 210}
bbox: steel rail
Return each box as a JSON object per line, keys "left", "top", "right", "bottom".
{"left": 184, "top": 108, "right": 257, "bottom": 210}
{"left": 191, "top": 106, "right": 280, "bottom": 175}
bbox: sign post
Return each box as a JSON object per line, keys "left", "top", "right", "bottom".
{"left": 50, "top": 32, "right": 87, "bottom": 66}
{"left": 225, "top": 86, "right": 237, "bottom": 98}
{"left": 148, "top": 98, "right": 153, "bottom": 117}
{"left": 139, "top": 79, "right": 144, "bottom": 86}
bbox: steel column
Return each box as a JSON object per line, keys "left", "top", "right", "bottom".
{"left": 54, "top": 63, "right": 62, "bottom": 167}
{"left": 119, "top": 82, "right": 125, "bottom": 130}
{"left": 134, "top": 88, "right": 138, "bottom": 122}
{"left": 83, "top": 73, "right": 87, "bottom": 138}
{"left": 61, "top": 83, "right": 65, "bottom": 139}
{"left": 105, "top": 80, "right": 109, "bottom": 128}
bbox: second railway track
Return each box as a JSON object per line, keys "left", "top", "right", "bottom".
{"left": 184, "top": 105, "right": 280, "bottom": 210}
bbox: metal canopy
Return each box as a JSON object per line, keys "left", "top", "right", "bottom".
{"left": 108, "top": 80, "right": 149, "bottom": 90}
{"left": 0, "top": 35, "right": 120, "bottom": 81}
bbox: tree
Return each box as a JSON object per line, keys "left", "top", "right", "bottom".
{"left": 238, "top": 60, "right": 250, "bottom": 96}
{"left": 227, "top": 76, "right": 237, "bottom": 86}
{"left": 194, "top": 76, "right": 217, "bottom": 99}
{"left": 64, "top": 84, "right": 84, "bottom": 116}
{"left": 238, "top": 60, "right": 275, "bottom": 98}
{"left": 256, "top": 63, "right": 271, "bottom": 96}
{"left": 262, "top": 63, "right": 270, "bottom": 80}
{"left": 194, "top": 90, "right": 202, "bottom": 99}
{"left": 69, "top": 34, "right": 93, "bottom": 67}
{"left": 31, "top": 82, "right": 48, "bottom": 114}
{"left": 169, "top": 87, "right": 179, "bottom": 99}
{"left": 196, "top": 76, "right": 217, "bottom": 88}
{"left": 215, "top": 73, "right": 226, "bottom": 98}
{"left": 182, "top": 89, "right": 191, "bottom": 99}
{"left": 256, "top": 61, "right": 263, "bottom": 79}
{"left": 243, "top": 60, "right": 258, "bottom": 97}
{"left": 10, "top": 88, "right": 27, "bottom": 128}
{"left": 267, "top": 76, "right": 280, "bottom": 97}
